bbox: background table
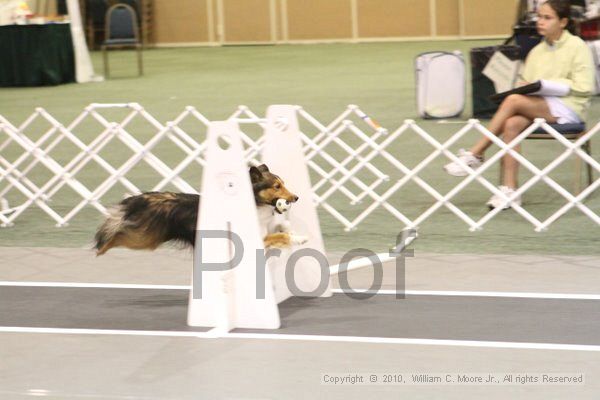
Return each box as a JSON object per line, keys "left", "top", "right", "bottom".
{"left": 0, "top": 23, "right": 75, "bottom": 87}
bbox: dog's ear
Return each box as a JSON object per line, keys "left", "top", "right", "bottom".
{"left": 249, "top": 166, "right": 263, "bottom": 183}
{"left": 257, "top": 164, "right": 270, "bottom": 173}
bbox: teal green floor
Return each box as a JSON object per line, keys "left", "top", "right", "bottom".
{"left": 0, "top": 40, "right": 598, "bottom": 254}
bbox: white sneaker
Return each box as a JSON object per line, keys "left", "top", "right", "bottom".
{"left": 444, "top": 149, "right": 483, "bottom": 177}
{"left": 486, "top": 186, "right": 522, "bottom": 210}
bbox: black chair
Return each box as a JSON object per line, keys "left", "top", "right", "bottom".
{"left": 101, "top": 3, "right": 143, "bottom": 78}
{"left": 500, "top": 123, "right": 593, "bottom": 194}
{"left": 107, "top": 0, "right": 141, "bottom": 25}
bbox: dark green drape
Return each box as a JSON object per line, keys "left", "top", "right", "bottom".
{"left": 0, "top": 23, "right": 75, "bottom": 87}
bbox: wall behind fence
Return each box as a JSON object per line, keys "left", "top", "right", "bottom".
{"left": 154, "top": 0, "right": 212, "bottom": 44}
{"left": 152, "top": 0, "right": 519, "bottom": 46}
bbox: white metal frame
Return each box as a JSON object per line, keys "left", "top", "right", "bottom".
{"left": 0, "top": 104, "right": 598, "bottom": 231}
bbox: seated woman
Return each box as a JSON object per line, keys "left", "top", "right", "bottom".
{"left": 444, "top": 0, "right": 594, "bottom": 209}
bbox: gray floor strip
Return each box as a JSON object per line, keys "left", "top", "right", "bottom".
{"left": 0, "top": 287, "right": 208, "bottom": 332}
{"left": 1, "top": 287, "right": 599, "bottom": 345}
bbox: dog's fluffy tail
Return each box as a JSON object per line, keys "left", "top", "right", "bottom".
{"left": 94, "top": 206, "right": 127, "bottom": 256}
{"left": 93, "top": 192, "right": 199, "bottom": 256}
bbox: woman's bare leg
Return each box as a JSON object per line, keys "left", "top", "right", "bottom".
{"left": 501, "top": 115, "right": 532, "bottom": 188}
{"left": 470, "top": 94, "right": 558, "bottom": 157}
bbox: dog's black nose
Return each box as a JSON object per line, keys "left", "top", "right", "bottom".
{"left": 293, "top": 195, "right": 299, "bottom": 202}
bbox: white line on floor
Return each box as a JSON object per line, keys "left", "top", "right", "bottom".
{"left": 0, "top": 281, "right": 189, "bottom": 290}
{"left": 223, "top": 332, "right": 600, "bottom": 352}
{"left": 334, "top": 289, "right": 600, "bottom": 300}
{"left": 2, "top": 281, "right": 600, "bottom": 300}
{"left": 0, "top": 326, "right": 598, "bottom": 352}
{"left": 0, "top": 326, "right": 214, "bottom": 338}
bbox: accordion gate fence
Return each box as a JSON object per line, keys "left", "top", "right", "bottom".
{"left": 0, "top": 103, "right": 598, "bottom": 232}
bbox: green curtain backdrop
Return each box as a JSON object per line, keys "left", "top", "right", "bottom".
{"left": 0, "top": 23, "right": 75, "bottom": 87}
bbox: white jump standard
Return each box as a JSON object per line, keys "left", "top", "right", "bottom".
{"left": 187, "top": 105, "right": 413, "bottom": 332}
{"left": 188, "top": 105, "right": 335, "bottom": 331}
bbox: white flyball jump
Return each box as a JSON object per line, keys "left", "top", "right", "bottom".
{"left": 262, "top": 105, "right": 333, "bottom": 302}
{"left": 187, "top": 106, "right": 332, "bottom": 332}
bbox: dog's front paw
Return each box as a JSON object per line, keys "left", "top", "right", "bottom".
{"left": 290, "top": 234, "right": 308, "bottom": 245}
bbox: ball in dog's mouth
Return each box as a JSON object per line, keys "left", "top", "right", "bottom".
{"left": 275, "top": 198, "right": 292, "bottom": 214}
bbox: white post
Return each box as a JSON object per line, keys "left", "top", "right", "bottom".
{"left": 188, "top": 120, "right": 280, "bottom": 331}
{"left": 262, "top": 105, "right": 333, "bottom": 299}
{"left": 66, "top": 0, "right": 100, "bottom": 82}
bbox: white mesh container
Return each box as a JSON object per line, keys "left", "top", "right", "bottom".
{"left": 415, "top": 51, "right": 466, "bottom": 119}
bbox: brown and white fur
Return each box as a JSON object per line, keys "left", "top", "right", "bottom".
{"left": 94, "top": 164, "right": 307, "bottom": 256}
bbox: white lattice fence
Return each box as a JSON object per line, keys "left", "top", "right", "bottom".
{"left": 0, "top": 103, "right": 598, "bottom": 231}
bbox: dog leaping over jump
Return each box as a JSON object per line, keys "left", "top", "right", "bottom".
{"left": 94, "top": 164, "right": 307, "bottom": 256}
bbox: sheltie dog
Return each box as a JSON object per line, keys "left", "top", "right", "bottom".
{"left": 94, "top": 164, "right": 307, "bottom": 256}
